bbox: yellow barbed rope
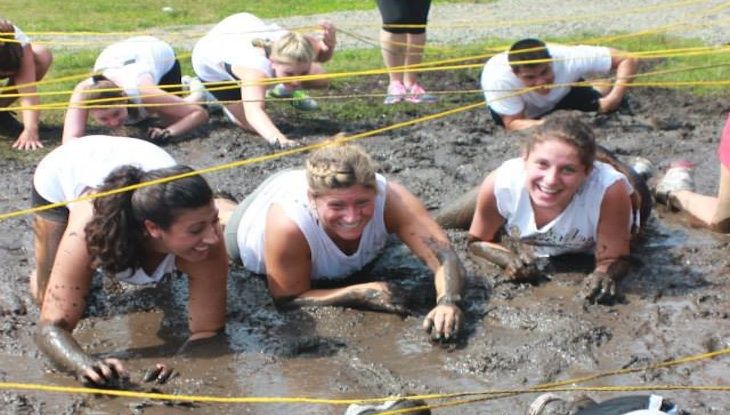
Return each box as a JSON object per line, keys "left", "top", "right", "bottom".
{"left": 0, "top": 346, "right": 725, "bottom": 407}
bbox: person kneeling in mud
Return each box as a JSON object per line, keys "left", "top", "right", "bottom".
{"left": 436, "top": 113, "right": 650, "bottom": 304}
{"left": 221, "top": 143, "right": 465, "bottom": 341}
{"left": 31, "top": 136, "right": 227, "bottom": 387}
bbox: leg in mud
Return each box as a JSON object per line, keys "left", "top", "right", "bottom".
{"left": 596, "top": 145, "right": 652, "bottom": 231}
{"left": 434, "top": 185, "right": 480, "bottom": 230}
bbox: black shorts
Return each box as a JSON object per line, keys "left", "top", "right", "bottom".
{"left": 377, "top": 0, "right": 431, "bottom": 34}
{"left": 489, "top": 84, "right": 602, "bottom": 127}
{"left": 31, "top": 186, "right": 69, "bottom": 223}
{"left": 158, "top": 59, "right": 183, "bottom": 94}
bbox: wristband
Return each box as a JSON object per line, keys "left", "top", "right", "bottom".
{"left": 437, "top": 294, "right": 463, "bottom": 307}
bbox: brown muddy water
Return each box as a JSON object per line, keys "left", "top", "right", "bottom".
{"left": 0, "top": 78, "right": 728, "bottom": 414}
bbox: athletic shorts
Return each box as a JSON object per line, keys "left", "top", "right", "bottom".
{"left": 377, "top": 0, "right": 431, "bottom": 34}
{"left": 717, "top": 113, "right": 730, "bottom": 169}
{"left": 489, "top": 84, "right": 602, "bottom": 127}
{"left": 158, "top": 59, "right": 182, "bottom": 94}
{"left": 32, "top": 185, "right": 69, "bottom": 223}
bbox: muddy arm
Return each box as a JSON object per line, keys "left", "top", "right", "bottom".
{"left": 35, "top": 321, "right": 95, "bottom": 375}
{"left": 277, "top": 282, "right": 408, "bottom": 315}
{"left": 384, "top": 182, "right": 466, "bottom": 340}
{"left": 581, "top": 180, "right": 633, "bottom": 304}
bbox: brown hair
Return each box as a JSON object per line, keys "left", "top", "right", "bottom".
{"left": 524, "top": 113, "right": 596, "bottom": 169}
{"left": 85, "top": 165, "right": 213, "bottom": 275}
{"left": 0, "top": 19, "right": 23, "bottom": 74}
{"left": 305, "top": 142, "right": 377, "bottom": 197}
{"left": 83, "top": 76, "right": 139, "bottom": 118}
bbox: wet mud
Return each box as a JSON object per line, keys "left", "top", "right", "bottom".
{"left": 0, "top": 73, "right": 729, "bottom": 414}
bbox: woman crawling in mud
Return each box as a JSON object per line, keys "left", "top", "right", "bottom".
{"left": 220, "top": 142, "right": 465, "bottom": 341}
{"left": 62, "top": 36, "right": 208, "bottom": 143}
{"left": 31, "top": 136, "right": 227, "bottom": 387}
{"left": 437, "top": 113, "right": 649, "bottom": 304}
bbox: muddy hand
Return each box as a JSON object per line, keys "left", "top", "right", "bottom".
{"left": 142, "top": 363, "right": 177, "bottom": 384}
{"left": 580, "top": 271, "right": 616, "bottom": 305}
{"left": 147, "top": 127, "right": 172, "bottom": 143}
{"left": 423, "top": 304, "right": 462, "bottom": 343}
{"left": 79, "top": 358, "right": 129, "bottom": 388}
{"left": 360, "top": 282, "right": 409, "bottom": 315}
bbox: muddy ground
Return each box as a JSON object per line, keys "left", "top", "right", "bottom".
{"left": 0, "top": 70, "right": 729, "bottom": 414}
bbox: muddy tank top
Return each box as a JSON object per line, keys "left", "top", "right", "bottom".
{"left": 493, "top": 157, "right": 633, "bottom": 257}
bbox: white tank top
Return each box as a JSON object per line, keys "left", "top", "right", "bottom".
{"left": 493, "top": 158, "right": 634, "bottom": 257}
{"left": 113, "top": 253, "right": 176, "bottom": 285}
{"left": 236, "top": 169, "right": 390, "bottom": 280}
{"left": 93, "top": 36, "right": 177, "bottom": 121}
{"left": 192, "top": 13, "right": 287, "bottom": 82}
{"left": 12, "top": 25, "right": 30, "bottom": 47}
{"left": 33, "top": 135, "right": 176, "bottom": 203}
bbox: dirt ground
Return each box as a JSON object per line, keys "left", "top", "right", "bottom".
{"left": 0, "top": 71, "right": 729, "bottom": 414}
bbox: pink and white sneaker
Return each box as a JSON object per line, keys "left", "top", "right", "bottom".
{"left": 406, "top": 83, "right": 437, "bottom": 104}
{"left": 654, "top": 160, "right": 695, "bottom": 207}
{"left": 384, "top": 81, "right": 407, "bottom": 105}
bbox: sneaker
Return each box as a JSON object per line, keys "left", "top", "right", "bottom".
{"left": 344, "top": 398, "right": 430, "bottom": 415}
{"left": 290, "top": 89, "right": 318, "bottom": 111}
{"left": 654, "top": 160, "right": 695, "bottom": 207}
{"left": 627, "top": 156, "right": 654, "bottom": 181}
{"left": 267, "top": 83, "right": 293, "bottom": 99}
{"left": 406, "top": 83, "right": 437, "bottom": 104}
{"left": 383, "top": 81, "right": 407, "bottom": 105}
{"left": 0, "top": 110, "right": 23, "bottom": 137}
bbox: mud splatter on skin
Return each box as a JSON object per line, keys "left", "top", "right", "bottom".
{"left": 1, "top": 81, "right": 729, "bottom": 412}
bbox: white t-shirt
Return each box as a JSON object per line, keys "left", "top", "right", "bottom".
{"left": 192, "top": 13, "right": 288, "bottom": 82}
{"left": 93, "top": 36, "right": 177, "bottom": 120}
{"left": 114, "top": 253, "right": 176, "bottom": 285}
{"left": 236, "top": 169, "right": 390, "bottom": 280}
{"left": 493, "top": 158, "right": 633, "bottom": 257}
{"left": 12, "top": 25, "right": 30, "bottom": 47}
{"left": 481, "top": 44, "right": 612, "bottom": 118}
{"left": 33, "top": 135, "right": 176, "bottom": 203}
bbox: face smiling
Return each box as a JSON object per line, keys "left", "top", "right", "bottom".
{"left": 146, "top": 202, "right": 221, "bottom": 263}
{"left": 91, "top": 107, "right": 129, "bottom": 128}
{"left": 515, "top": 63, "right": 555, "bottom": 95}
{"left": 311, "top": 185, "right": 377, "bottom": 248}
{"left": 524, "top": 139, "right": 590, "bottom": 214}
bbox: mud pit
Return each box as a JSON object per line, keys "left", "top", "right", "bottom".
{"left": 0, "top": 75, "right": 729, "bottom": 414}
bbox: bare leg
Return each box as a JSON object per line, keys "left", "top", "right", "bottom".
{"left": 30, "top": 215, "right": 66, "bottom": 305}
{"left": 379, "top": 30, "right": 407, "bottom": 84}
{"left": 434, "top": 186, "right": 480, "bottom": 230}
{"left": 404, "top": 33, "right": 426, "bottom": 87}
{"left": 672, "top": 164, "right": 730, "bottom": 232}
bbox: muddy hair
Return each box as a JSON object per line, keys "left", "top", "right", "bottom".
{"left": 270, "top": 32, "right": 315, "bottom": 65}
{"left": 0, "top": 19, "right": 23, "bottom": 74}
{"left": 84, "top": 164, "right": 213, "bottom": 275}
{"left": 524, "top": 112, "right": 596, "bottom": 169}
{"left": 305, "top": 143, "right": 377, "bottom": 197}
{"left": 507, "top": 38, "right": 551, "bottom": 74}
{"left": 83, "top": 75, "right": 139, "bottom": 118}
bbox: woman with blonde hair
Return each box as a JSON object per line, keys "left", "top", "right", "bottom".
{"left": 221, "top": 142, "right": 465, "bottom": 341}
{"left": 0, "top": 18, "right": 53, "bottom": 150}
{"left": 63, "top": 36, "right": 208, "bottom": 143}
{"left": 192, "top": 13, "right": 336, "bottom": 148}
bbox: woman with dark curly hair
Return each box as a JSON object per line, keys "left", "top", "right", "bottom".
{"left": 31, "top": 136, "right": 227, "bottom": 387}
{"left": 0, "top": 17, "right": 53, "bottom": 150}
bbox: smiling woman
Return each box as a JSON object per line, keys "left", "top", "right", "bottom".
{"left": 437, "top": 113, "right": 648, "bottom": 305}
{"left": 30, "top": 135, "right": 227, "bottom": 387}
{"left": 220, "top": 142, "right": 466, "bottom": 342}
